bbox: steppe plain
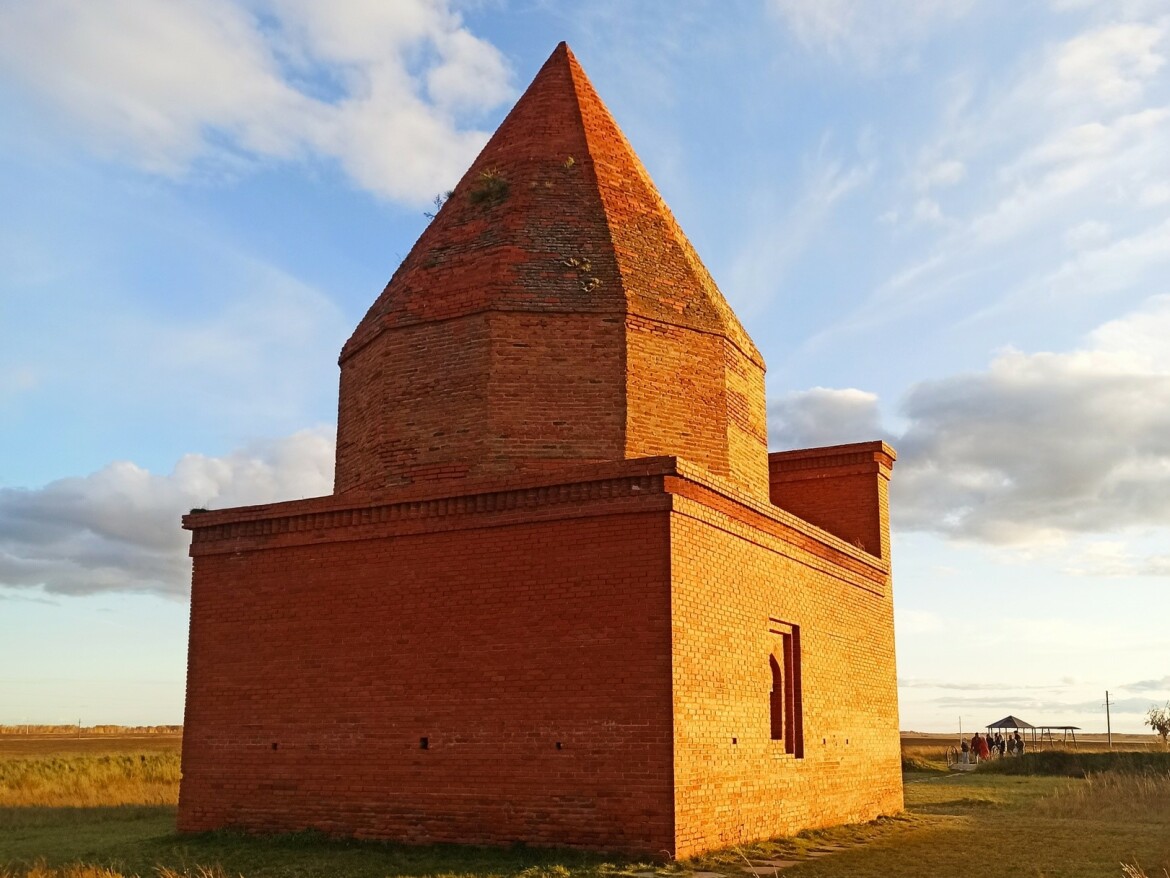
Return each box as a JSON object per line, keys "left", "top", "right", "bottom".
{"left": 1, "top": 729, "right": 1167, "bottom": 878}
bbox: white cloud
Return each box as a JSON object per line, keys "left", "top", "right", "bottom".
{"left": 768, "top": 386, "right": 885, "bottom": 450}
{"left": 0, "top": 0, "right": 512, "bottom": 204}
{"left": 912, "top": 197, "right": 946, "bottom": 225}
{"left": 1044, "top": 216, "right": 1170, "bottom": 299}
{"left": 918, "top": 159, "right": 966, "bottom": 190}
{"left": 1063, "top": 219, "right": 1111, "bottom": 248}
{"left": 0, "top": 429, "right": 335, "bottom": 598}
{"left": 768, "top": 0, "right": 976, "bottom": 67}
{"left": 1064, "top": 540, "right": 1170, "bottom": 577}
{"left": 1122, "top": 675, "right": 1170, "bottom": 692}
{"left": 776, "top": 297, "right": 1170, "bottom": 553}
{"left": 1053, "top": 22, "right": 1166, "bottom": 105}
{"left": 895, "top": 315, "right": 1170, "bottom": 544}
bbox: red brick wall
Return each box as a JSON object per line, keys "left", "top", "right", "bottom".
{"left": 335, "top": 315, "right": 490, "bottom": 492}
{"left": 668, "top": 485, "right": 902, "bottom": 857}
{"left": 335, "top": 312, "right": 627, "bottom": 492}
{"left": 723, "top": 340, "right": 770, "bottom": 498}
{"left": 769, "top": 443, "right": 896, "bottom": 559}
{"left": 625, "top": 316, "right": 729, "bottom": 480}
{"left": 181, "top": 458, "right": 900, "bottom": 857}
{"left": 180, "top": 502, "right": 676, "bottom": 853}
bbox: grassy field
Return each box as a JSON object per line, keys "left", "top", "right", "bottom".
{"left": 1, "top": 733, "right": 1168, "bottom": 878}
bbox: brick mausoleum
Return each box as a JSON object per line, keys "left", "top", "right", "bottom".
{"left": 178, "top": 43, "right": 902, "bottom": 858}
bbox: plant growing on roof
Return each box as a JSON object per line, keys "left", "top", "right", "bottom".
{"left": 423, "top": 191, "right": 453, "bottom": 221}
{"left": 468, "top": 168, "right": 509, "bottom": 205}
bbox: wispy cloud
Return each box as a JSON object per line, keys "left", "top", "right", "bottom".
{"left": 767, "top": 0, "right": 977, "bottom": 69}
{"left": 899, "top": 678, "right": 1065, "bottom": 692}
{"left": 0, "top": 0, "right": 513, "bottom": 204}
{"left": 729, "top": 150, "right": 873, "bottom": 316}
{"left": 1063, "top": 541, "right": 1170, "bottom": 577}
{"left": 1121, "top": 675, "right": 1170, "bottom": 693}
{"left": 810, "top": 13, "right": 1170, "bottom": 344}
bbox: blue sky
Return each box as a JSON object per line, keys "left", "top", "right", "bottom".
{"left": 1, "top": 0, "right": 1168, "bottom": 735}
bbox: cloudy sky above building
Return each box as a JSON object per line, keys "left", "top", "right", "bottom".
{"left": 1, "top": 0, "right": 1167, "bottom": 734}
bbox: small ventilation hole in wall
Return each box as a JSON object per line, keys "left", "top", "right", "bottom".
{"left": 732, "top": 737, "right": 737, "bottom": 745}
{"left": 555, "top": 741, "right": 563, "bottom": 750}
{"left": 419, "top": 737, "right": 429, "bottom": 750}
{"left": 271, "top": 743, "right": 279, "bottom": 750}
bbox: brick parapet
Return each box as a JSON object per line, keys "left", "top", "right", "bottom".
{"left": 767, "top": 441, "right": 896, "bottom": 560}
{"left": 768, "top": 441, "right": 896, "bottom": 481}
{"left": 184, "top": 456, "right": 887, "bottom": 586}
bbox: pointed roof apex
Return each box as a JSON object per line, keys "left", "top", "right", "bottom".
{"left": 342, "top": 41, "right": 761, "bottom": 368}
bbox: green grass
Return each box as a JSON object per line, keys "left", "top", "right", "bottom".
{"left": 1, "top": 738, "right": 1168, "bottom": 878}
{"left": 979, "top": 750, "right": 1170, "bottom": 776}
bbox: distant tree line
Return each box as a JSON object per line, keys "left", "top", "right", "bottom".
{"left": 0, "top": 724, "right": 182, "bottom": 735}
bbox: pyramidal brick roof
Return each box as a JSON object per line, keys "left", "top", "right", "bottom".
{"left": 342, "top": 42, "right": 762, "bottom": 367}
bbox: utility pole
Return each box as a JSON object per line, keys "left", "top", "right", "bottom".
{"left": 1105, "top": 691, "right": 1112, "bottom": 750}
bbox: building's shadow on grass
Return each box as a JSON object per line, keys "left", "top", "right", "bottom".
{"left": 0, "top": 806, "right": 638, "bottom": 878}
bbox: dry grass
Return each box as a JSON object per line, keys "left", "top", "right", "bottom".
{"left": 0, "top": 864, "right": 131, "bottom": 878}
{"left": 0, "top": 735, "right": 182, "bottom": 759}
{"left": 1123, "top": 864, "right": 1170, "bottom": 878}
{"left": 1034, "top": 770, "right": 1170, "bottom": 821}
{"left": 900, "top": 744, "right": 949, "bottom": 772}
{"left": 0, "top": 754, "right": 180, "bottom": 807}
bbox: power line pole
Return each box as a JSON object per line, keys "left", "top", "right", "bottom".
{"left": 1105, "top": 691, "right": 1112, "bottom": 750}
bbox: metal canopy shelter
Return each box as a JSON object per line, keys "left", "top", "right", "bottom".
{"left": 984, "top": 717, "right": 1082, "bottom": 750}
{"left": 1036, "top": 725, "right": 1081, "bottom": 749}
{"left": 986, "top": 715, "right": 1038, "bottom": 750}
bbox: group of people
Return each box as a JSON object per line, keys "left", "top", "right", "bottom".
{"left": 959, "top": 730, "right": 1025, "bottom": 763}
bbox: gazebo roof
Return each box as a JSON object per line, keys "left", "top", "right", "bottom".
{"left": 987, "top": 715, "right": 1035, "bottom": 729}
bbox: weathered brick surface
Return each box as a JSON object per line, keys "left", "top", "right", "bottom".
{"left": 180, "top": 41, "right": 902, "bottom": 859}
{"left": 333, "top": 43, "right": 768, "bottom": 499}
{"left": 180, "top": 483, "right": 676, "bottom": 853}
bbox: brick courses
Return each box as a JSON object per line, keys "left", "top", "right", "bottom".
{"left": 180, "top": 42, "right": 902, "bottom": 858}
{"left": 333, "top": 43, "right": 767, "bottom": 498}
